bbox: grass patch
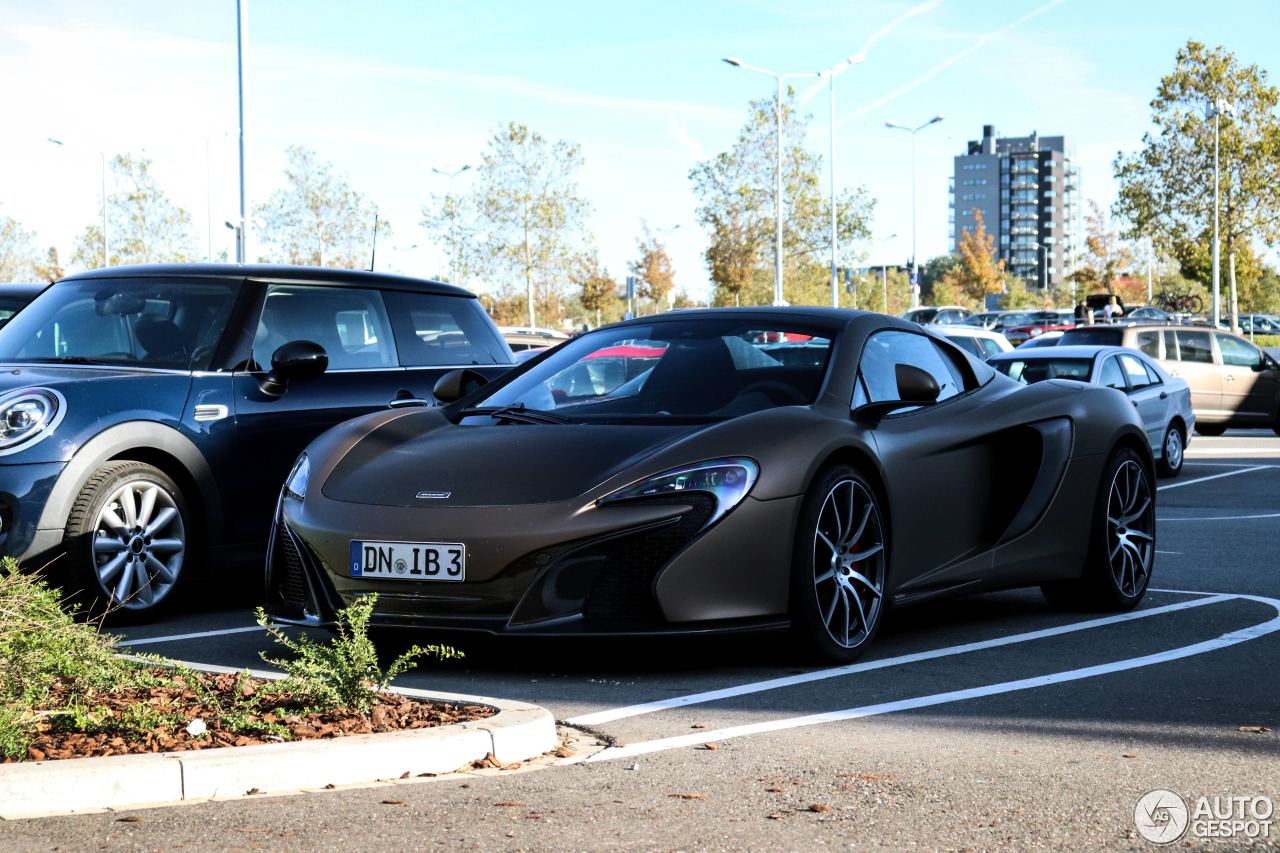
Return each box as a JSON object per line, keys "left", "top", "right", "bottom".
{"left": 1251, "top": 334, "right": 1280, "bottom": 348}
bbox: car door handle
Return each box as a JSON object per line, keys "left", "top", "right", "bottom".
{"left": 1159, "top": 391, "right": 1168, "bottom": 399}
{"left": 1225, "top": 374, "right": 1235, "bottom": 382}
{"left": 389, "top": 397, "right": 431, "bottom": 408}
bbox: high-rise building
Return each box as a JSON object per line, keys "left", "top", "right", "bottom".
{"left": 949, "top": 125, "right": 1082, "bottom": 291}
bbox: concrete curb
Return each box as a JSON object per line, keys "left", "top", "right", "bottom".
{"left": 0, "top": 664, "right": 556, "bottom": 820}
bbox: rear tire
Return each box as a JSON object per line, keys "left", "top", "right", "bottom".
{"left": 63, "top": 461, "right": 192, "bottom": 621}
{"left": 1156, "top": 423, "right": 1185, "bottom": 478}
{"left": 790, "top": 465, "right": 888, "bottom": 663}
{"left": 1195, "top": 423, "right": 1227, "bottom": 437}
{"left": 1041, "top": 447, "right": 1154, "bottom": 612}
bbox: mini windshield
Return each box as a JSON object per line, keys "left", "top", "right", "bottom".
{"left": 0, "top": 278, "right": 242, "bottom": 370}
{"left": 467, "top": 320, "right": 835, "bottom": 422}
{"left": 995, "top": 357, "right": 1093, "bottom": 384}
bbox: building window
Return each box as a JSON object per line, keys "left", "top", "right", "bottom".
{"left": 1044, "top": 190, "right": 1056, "bottom": 198}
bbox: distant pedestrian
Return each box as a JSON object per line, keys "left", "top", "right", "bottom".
{"left": 1104, "top": 295, "right": 1123, "bottom": 323}
{"left": 1074, "top": 300, "right": 1089, "bottom": 324}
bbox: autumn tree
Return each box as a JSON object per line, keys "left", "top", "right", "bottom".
{"left": 573, "top": 253, "right": 620, "bottom": 327}
{"left": 424, "top": 123, "right": 591, "bottom": 327}
{"left": 1114, "top": 41, "right": 1280, "bottom": 325}
{"left": 32, "top": 247, "right": 64, "bottom": 283}
{"left": 0, "top": 210, "right": 39, "bottom": 282}
{"left": 942, "top": 209, "right": 1005, "bottom": 308}
{"left": 1069, "top": 200, "right": 1134, "bottom": 294}
{"left": 690, "top": 89, "right": 874, "bottom": 307}
{"left": 70, "top": 154, "right": 197, "bottom": 268}
{"left": 630, "top": 226, "right": 675, "bottom": 312}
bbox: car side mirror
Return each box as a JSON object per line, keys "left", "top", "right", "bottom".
{"left": 851, "top": 364, "right": 942, "bottom": 423}
{"left": 432, "top": 368, "right": 488, "bottom": 403}
{"left": 260, "top": 340, "right": 328, "bottom": 397}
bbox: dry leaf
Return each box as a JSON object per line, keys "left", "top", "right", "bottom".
{"left": 1238, "top": 726, "right": 1272, "bottom": 734}
{"left": 767, "top": 812, "right": 786, "bottom": 820}
{"left": 323, "top": 783, "right": 336, "bottom": 790}
{"left": 494, "top": 801, "right": 524, "bottom": 807}
{"left": 691, "top": 723, "right": 706, "bottom": 729}
{"left": 765, "top": 787, "right": 784, "bottom": 793}
{"left": 809, "top": 804, "right": 833, "bottom": 813}
{"left": 245, "top": 787, "right": 263, "bottom": 795}
{"left": 701, "top": 742, "right": 719, "bottom": 750}
{"left": 116, "top": 816, "right": 142, "bottom": 823}
{"left": 233, "top": 828, "right": 269, "bottom": 834}
{"left": 669, "top": 792, "right": 706, "bottom": 800}
{"left": 400, "top": 771, "right": 411, "bottom": 779}
{"left": 1121, "top": 753, "right": 1138, "bottom": 759}
{"left": 381, "top": 799, "right": 405, "bottom": 805}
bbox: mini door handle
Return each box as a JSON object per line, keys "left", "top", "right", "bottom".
{"left": 1159, "top": 391, "right": 1168, "bottom": 399}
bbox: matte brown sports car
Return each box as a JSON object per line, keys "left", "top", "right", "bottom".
{"left": 266, "top": 308, "right": 1157, "bottom": 661}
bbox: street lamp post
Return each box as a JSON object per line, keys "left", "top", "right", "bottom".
{"left": 432, "top": 164, "right": 472, "bottom": 283}
{"left": 885, "top": 116, "right": 944, "bottom": 309}
{"left": 820, "top": 52, "right": 866, "bottom": 308}
{"left": 48, "top": 138, "right": 110, "bottom": 266}
{"left": 1030, "top": 242, "right": 1047, "bottom": 291}
{"left": 235, "top": 0, "right": 248, "bottom": 263}
{"left": 1206, "top": 98, "right": 1234, "bottom": 330}
{"left": 723, "top": 57, "right": 822, "bottom": 306}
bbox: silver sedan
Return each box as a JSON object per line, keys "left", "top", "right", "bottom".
{"left": 987, "top": 345, "right": 1195, "bottom": 478}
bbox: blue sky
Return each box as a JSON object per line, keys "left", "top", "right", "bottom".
{"left": 1, "top": 0, "right": 1276, "bottom": 299}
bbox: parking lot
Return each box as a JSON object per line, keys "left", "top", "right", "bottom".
{"left": 4, "top": 431, "right": 1279, "bottom": 850}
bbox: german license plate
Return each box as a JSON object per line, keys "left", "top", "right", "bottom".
{"left": 349, "top": 540, "right": 465, "bottom": 581}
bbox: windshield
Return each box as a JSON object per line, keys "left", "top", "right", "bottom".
{"left": 1060, "top": 327, "right": 1124, "bottom": 346}
{"left": 467, "top": 319, "right": 835, "bottom": 422}
{"left": 0, "top": 296, "right": 29, "bottom": 328}
{"left": 995, "top": 357, "right": 1093, "bottom": 384}
{"left": 0, "top": 278, "right": 242, "bottom": 370}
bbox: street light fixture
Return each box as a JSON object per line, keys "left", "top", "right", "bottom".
{"left": 1206, "top": 98, "right": 1235, "bottom": 330}
{"left": 723, "top": 56, "right": 823, "bottom": 306}
{"left": 821, "top": 52, "right": 866, "bottom": 307}
{"left": 48, "top": 137, "right": 110, "bottom": 267}
{"left": 432, "top": 164, "right": 473, "bottom": 287}
{"left": 885, "top": 115, "right": 945, "bottom": 308}
{"left": 432, "top": 165, "right": 472, "bottom": 179}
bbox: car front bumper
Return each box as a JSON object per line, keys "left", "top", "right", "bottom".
{"left": 265, "top": 488, "right": 799, "bottom": 636}
{"left": 0, "top": 461, "right": 68, "bottom": 567}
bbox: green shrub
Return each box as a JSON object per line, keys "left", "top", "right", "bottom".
{"left": 256, "top": 594, "right": 462, "bottom": 713}
{"left": 1252, "top": 334, "right": 1280, "bottom": 348}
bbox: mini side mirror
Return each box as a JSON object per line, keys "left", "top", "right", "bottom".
{"left": 432, "top": 368, "right": 488, "bottom": 403}
{"left": 260, "top": 340, "right": 328, "bottom": 397}
{"left": 895, "top": 363, "right": 941, "bottom": 403}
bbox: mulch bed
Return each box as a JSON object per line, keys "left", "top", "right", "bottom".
{"left": 7, "top": 669, "right": 495, "bottom": 763}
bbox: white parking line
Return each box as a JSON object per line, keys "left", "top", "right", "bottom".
{"left": 586, "top": 590, "right": 1279, "bottom": 762}
{"left": 1157, "top": 465, "right": 1272, "bottom": 491}
{"left": 1159, "top": 512, "right": 1280, "bottom": 522}
{"left": 1185, "top": 449, "right": 1280, "bottom": 457}
{"left": 567, "top": 594, "right": 1232, "bottom": 727}
{"left": 117, "top": 625, "right": 263, "bottom": 646}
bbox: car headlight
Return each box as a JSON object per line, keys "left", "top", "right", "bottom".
{"left": 599, "top": 458, "right": 759, "bottom": 526}
{"left": 1030, "top": 327, "right": 1042, "bottom": 336}
{"left": 0, "top": 388, "right": 66, "bottom": 456}
{"left": 284, "top": 454, "right": 310, "bottom": 500}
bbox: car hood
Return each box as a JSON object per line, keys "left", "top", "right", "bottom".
{"left": 320, "top": 408, "right": 706, "bottom": 507}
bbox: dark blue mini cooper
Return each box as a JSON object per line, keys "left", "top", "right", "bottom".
{"left": 0, "top": 264, "right": 513, "bottom": 616}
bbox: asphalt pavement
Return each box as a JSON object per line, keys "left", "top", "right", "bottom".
{"left": 4, "top": 431, "right": 1279, "bottom": 851}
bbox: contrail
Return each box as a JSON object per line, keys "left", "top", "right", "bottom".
{"left": 839, "top": 0, "right": 1069, "bottom": 126}
{"left": 797, "top": 0, "right": 945, "bottom": 106}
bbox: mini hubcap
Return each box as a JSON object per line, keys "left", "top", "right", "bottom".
{"left": 1166, "top": 428, "right": 1183, "bottom": 470}
{"left": 91, "top": 480, "right": 185, "bottom": 610}
{"left": 812, "top": 479, "right": 885, "bottom": 649}
{"left": 1106, "top": 460, "right": 1153, "bottom": 597}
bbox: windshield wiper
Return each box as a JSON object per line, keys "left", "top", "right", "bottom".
{"left": 458, "top": 405, "right": 575, "bottom": 425}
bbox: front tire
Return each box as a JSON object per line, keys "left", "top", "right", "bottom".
{"left": 63, "top": 461, "right": 191, "bottom": 619}
{"left": 790, "top": 465, "right": 888, "bottom": 663}
{"left": 1157, "top": 423, "right": 1185, "bottom": 478}
{"left": 1042, "top": 447, "right": 1154, "bottom": 611}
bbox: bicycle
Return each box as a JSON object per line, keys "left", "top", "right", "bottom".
{"left": 1155, "top": 291, "right": 1203, "bottom": 315}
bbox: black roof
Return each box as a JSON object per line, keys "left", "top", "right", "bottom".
{"left": 0, "top": 283, "right": 49, "bottom": 298}
{"left": 59, "top": 263, "right": 475, "bottom": 298}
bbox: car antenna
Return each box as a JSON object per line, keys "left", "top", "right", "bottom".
{"left": 368, "top": 208, "right": 379, "bottom": 272}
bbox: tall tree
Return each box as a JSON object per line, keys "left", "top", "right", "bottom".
{"left": 1114, "top": 41, "right": 1280, "bottom": 325}
{"left": 630, "top": 226, "right": 675, "bottom": 312}
{"left": 70, "top": 153, "right": 197, "bottom": 268}
{"left": 255, "top": 145, "right": 387, "bottom": 269}
{"left": 0, "top": 210, "right": 39, "bottom": 282}
{"left": 424, "top": 123, "right": 591, "bottom": 327}
{"left": 1068, "top": 200, "right": 1134, "bottom": 294}
{"left": 942, "top": 209, "right": 1006, "bottom": 308}
{"left": 690, "top": 89, "right": 874, "bottom": 307}
{"left": 31, "top": 247, "right": 64, "bottom": 283}
{"left": 573, "top": 252, "right": 620, "bottom": 328}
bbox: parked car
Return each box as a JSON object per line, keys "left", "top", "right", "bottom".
{"left": 266, "top": 307, "right": 1158, "bottom": 663}
{"left": 1238, "top": 314, "right": 1280, "bottom": 335}
{"left": 0, "top": 264, "right": 514, "bottom": 616}
{"left": 989, "top": 345, "right": 1193, "bottom": 477}
{"left": 1126, "top": 306, "right": 1173, "bottom": 324}
{"left": 934, "top": 324, "right": 1013, "bottom": 360}
{"left": 1016, "top": 330, "right": 1065, "bottom": 349}
{"left": 0, "top": 283, "right": 44, "bottom": 329}
{"left": 1058, "top": 324, "right": 1280, "bottom": 435}
{"left": 903, "top": 305, "right": 971, "bottom": 326}
{"left": 962, "top": 310, "right": 1032, "bottom": 332}
{"left": 1003, "top": 309, "right": 1076, "bottom": 346}
{"left": 499, "top": 326, "right": 570, "bottom": 352}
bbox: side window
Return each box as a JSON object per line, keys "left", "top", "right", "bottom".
{"left": 1118, "top": 354, "right": 1153, "bottom": 390}
{"left": 252, "top": 285, "right": 396, "bottom": 371}
{"left": 945, "top": 335, "right": 982, "bottom": 357}
{"left": 979, "top": 338, "right": 1003, "bottom": 357}
{"left": 1135, "top": 330, "right": 1160, "bottom": 358}
{"left": 382, "top": 291, "right": 509, "bottom": 367}
{"left": 854, "top": 330, "right": 965, "bottom": 409}
{"left": 1174, "top": 330, "right": 1212, "bottom": 364}
{"left": 1099, "top": 356, "right": 1128, "bottom": 390}
{"left": 1142, "top": 361, "right": 1163, "bottom": 386}
{"left": 1216, "top": 333, "right": 1261, "bottom": 368}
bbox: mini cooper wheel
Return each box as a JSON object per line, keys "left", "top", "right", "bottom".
{"left": 1157, "top": 423, "right": 1185, "bottom": 478}
{"left": 1042, "top": 447, "right": 1154, "bottom": 611}
{"left": 791, "top": 465, "right": 887, "bottom": 663}
{"left": 64, "top": 461, "right": 191, "bottom": 619}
